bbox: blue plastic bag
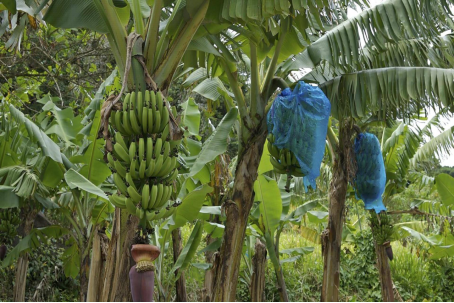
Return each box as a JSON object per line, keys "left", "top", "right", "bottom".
{"left": 353, "top": 133, "right": 387, "bottom": 213}
{"left": 267, "top": 81, "right": 331, "bottom": 190}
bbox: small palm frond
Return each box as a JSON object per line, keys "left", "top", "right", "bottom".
{"left": 416, "top": 107, "right": 452, "bottom": 139}
{"left": 411, "top": 125, "right": 454, "bottom": 167}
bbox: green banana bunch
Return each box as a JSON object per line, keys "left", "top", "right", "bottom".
{"left": 107, "top": 89, "right": 183, "bottom": 224}
{"left": 370, "top": 212, "right": 394, "bottom": 245}
{"left": 267, "top": 133, "right": 304, "bottom": 179}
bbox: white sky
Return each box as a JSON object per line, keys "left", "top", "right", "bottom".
{"left": 346, "top": 0, "right": 454, "bottom": 167}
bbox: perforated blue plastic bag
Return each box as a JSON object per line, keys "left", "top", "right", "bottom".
{"left": 353, "top": 133, "right": 387, "bottom": 213}
{"left": 267, "top": 81, "right": 331, "bottom": 190}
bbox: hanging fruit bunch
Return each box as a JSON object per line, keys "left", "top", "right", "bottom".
{"left": 370, "top": 212, "right": 394, "bottom": 260}
{"left": 266, "top": 82, "right": 331, "bottom": 192}
{"left": 107, "top": 90, "right": 181, "bottom": 224}
{"left": 267, "top": 133, "right": 303, "bottom": 191}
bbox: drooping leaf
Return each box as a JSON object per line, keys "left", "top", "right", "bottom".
{"left": 64, "top": 168, "right": 108, "bottom": 200}
{"left": 254, "top": 175, "right": 282, "bottom": 235}
{"left": 9, "top": 105, "right": 63, "bottom": 163}
{"left": 34, "top": 194, "right": 60, "bottom": 209}
{"left": 61, "top": 243, "right": 80, "bottom": 278}
{"left": 171, "top": 184, "right": 213, "bottom": 230}
{"left": 258, "top": 140, "right": 273, "bottom": 174}
{"left": 180, "top": 98, "right": 201, "bottom": 137}
{"left": 188, "top": 108, "right": 237, "bottom": 177}
{"left": 171, "top": 221, "right": 203, "bottom": 279}
{"left": 0, "top": 186, "right": 19, "bottom": 209}
{"left": 307, "top": 211, "right": 329, "bottom": 224}
{"left": 44, "top": 0, "right": 109, "bottom": 33}
{"left": 436, "top": 173, "right": 454, "bottom": 206}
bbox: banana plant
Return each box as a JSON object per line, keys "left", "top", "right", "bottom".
{"left": 178, "top": 0, "right": 355, "bottom": 296}
{"left": 276, "top": 0, "right": 454, "bottom": 299}
{"left": 0, "top": 71, "right": 117, "bottom": 301}
{"left": 248, "top": 148, "right": 323, "bottom": 301}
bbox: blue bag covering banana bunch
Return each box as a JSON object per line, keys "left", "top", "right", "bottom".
{"left": 267, "top": 81, "right": 331, "bottom": 191}
{"left": 353, "top": 132, "right": 387, "bottom": 213}
{"left": 107, "top": 90, "right": 181, "bottom": 222}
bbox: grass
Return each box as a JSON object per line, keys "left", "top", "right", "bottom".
{"left": 171, "top": 224, "right": 454, "bottom": 302}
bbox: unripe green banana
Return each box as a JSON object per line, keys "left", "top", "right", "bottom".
{"left": 122, "top": 109, "right": 134, "bottom": 135}
{"left": 139, "top": 159, "right": 146, "bottom": 179}
{"left": 114, "top": 159, "right": 127, "bottom": 178}
{"left": 125, "top": 173, "right": 137, "bottom": 191}
{"left": 123, "top": 93, "right": 131, "bottom": 113}
{"left": 270, "top": 156, "right": 286, "bottom": 171}
{"left": 291, "top": 167, "right": 304, "bottom": 177}
{"left": 138, "top": 138, "right": 145, "bottom": 162}
{"left": 110, "top": 111, "right": 118, "bottom": 130}
{"left": 161, "top": 124, "right": 170, "bottom": 141}
{"left": 141, "top": 183, "right": 150, "bottom": 209}
{"left": 115, "top": 132, "right": 129, "bottom": 154}
{"left": 145, "top": 158, "right": 156, "bottom": 177}
{"left": 125, "top": 197, "right": 137, "bottom": 216}
{"left": 162, "top": 168, "right": 178, "bottom": 183}
{"left": 114, "top": 111, "right": 127, "bottom": 134}
{"left": 156, "top": 91, "right": 163, "bottom": 113}
{"left": 137, "top": 91, "right": 143, "bottom": 125}
{"left": 129, "top": 109, "right": 142, "bottom": 135}
{"left": 280, "top": 152, "right": 288, "bottom": 167}
{"left": 154, "top": 138, "right": 163, "bottom": 159}
{"left": 146, "top": 210, "right": 155, "bottom": 221}
{"left": 113, "top": 173, "right": 128, "bottom": 196}
{"left": 160, "top": 106, "right": 169, "bottom": 132}
{"left": 147, "top": 108, "right": 154, "bottom": 134}
{"left": 153, "top": 155, "right": 163, "bottom": 174}
{"left": 153, "top": 110, "right": 161, "bottom": 134}
{"left": 127, "top": 185, "right": 142, "bottom": 204}
{"left": 149, "top": 184, "right": 158, "bottom": 209}
{"left": 130, "top": 92, "right": 136, "bottom": 110}
{"left": 129, "top": 141, "right": 137, "bottom": 163}
{"left": 162, "top": 141, "right": 170, "bottom": 159}
{"left": 157, "top": 156, "right": 175, "bottom": 177}
{"left": 109, "top": 194, "right": 126, "bottom": 209}
{"left": 155, "top": 183, "right": 164, "bottom": 208}
{"left": 114, "top": 143, "right": 130, "bottom": 164}
{"left": 107, "top": 152, "right": 116, "bottom": 169}
{"left": 270, "top": 144, "right": 280, "bottom": 159}
{"left": 146, "top": 137, "right": 154, "bottom": 164}
{"left": 150, "top": 90, "right": 157, "bottom": 112}
{"left": 130, "top": 158, "right": 139, "bottom": 179}
{"left": 141, "top": 108, "right": 148, "bottom": 134}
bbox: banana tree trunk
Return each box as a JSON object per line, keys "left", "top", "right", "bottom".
{"left": 172, "top": 228, "right": 187, "bottom": 302}
{"left": 250, "top": 239, "right": 266, "bottom": 302}
{"left": 113, "top": 212, "right": 139, "bottom": 302}
{"left": 101, "top": 209, "right": 139, "bottom": 302}
{"left": 213, "top": 127, "right": 267, "bottom": 301}
{"left": 13, "top": 253, "right": 29, "bottom": 302}
{"left": 13, "top": 208, "right": 37, "bottom": 302}
{"left": 80, "top": 247, "right": 90, "bottom": 302}
{"left": 101, "top": 209, "right": 121, "bottom": 302}
{"left": 321, "top": 125, "right": 350, "bottom": 302}
{"left": 266, "top": 234, "right": 288, "bottom": 302}
{"left": 375, "top": 242, "right": 394, "bottom": 301}
{"left": 203, "top": 244, "right": 219, "bottom": 302}
{"left": 87, "top": 229, "right": 103, "bottom": 301}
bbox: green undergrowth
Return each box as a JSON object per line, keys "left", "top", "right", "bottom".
{"left": 175, "top": 224, "right": 454, "bottom": 302}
